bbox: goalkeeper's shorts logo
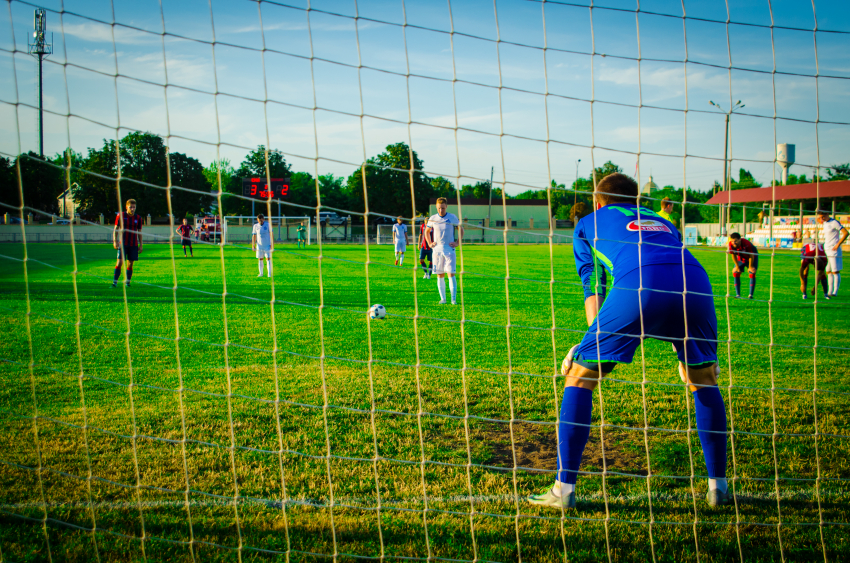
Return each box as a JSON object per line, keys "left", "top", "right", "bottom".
{"left": 626, "top": 219, "right": 672, "bottom": 234}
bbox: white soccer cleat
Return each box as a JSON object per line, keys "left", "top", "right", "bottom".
{"left": 438, "top": 300, "right": 446, "bottom": 305}
{"left": 560, "top": 344, "right": 580, "bottom": 375}
{"left": 451, "top": 300, "right": 457, "bottom": 305}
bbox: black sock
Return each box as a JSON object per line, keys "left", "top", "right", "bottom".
{"left": 734, "top": 275, "right": 741, "bottom": 295}
{"left": 749, "top": 276, "right": 756, "bottom": 296}
{"left": 114, "top": 266, "right": 121, "bottom": 282}
{"left": 127, "top": 268, "right": 133, "bottom": 281}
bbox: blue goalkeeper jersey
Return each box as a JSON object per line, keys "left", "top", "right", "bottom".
{"left": 574, "top": 203, "right": 702, "bottom": 298}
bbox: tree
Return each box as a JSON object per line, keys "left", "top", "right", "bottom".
{"left": 318, "top": 174, "right": 350, "bottom": 213}
{"left": 459, "top": 180, "right": 500, "bottom": 200}
{"left": 203, "top": 158, "right": 235, "bottom": 193}
{"left": 168, "top": 152, "right": 212, "bottom": 219}
{"left": 74, "top": 132, "right": 208, "bottom": 219}
{"left": 430, "top": 176, "right": 455, "bottom": 200}
{"left": 591, "top": 161, "right": 622, "bottom": 183}
{"left": 828, "top": 163, "right": 850, "bottom": 180}
{"left": 344, "top": 142, "right": 434, "bottom": 221}
{"left": 730, "top": 168, "right": 761, "bottom": 190}
{"left": 9, "top": 152, "right": 66, "bottom": 218}
{"left": 0, "top": 156, "right": 15, "bottom": 214}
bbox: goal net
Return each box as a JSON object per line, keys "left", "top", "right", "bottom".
{"left": 0, "top": 1, "right": 848, "bottom": 562}
{"left": 376, "top": 219, "right": 424, "bottom": 246}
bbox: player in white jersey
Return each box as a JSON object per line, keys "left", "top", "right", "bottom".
{"left": 251, "top": 213, "right": 274, "bottom": 278}
{"left": 817, "top": 209, "right": 849, "bottom": 296}
{"left": 392, "top": 216, "right": 409, "bottom": 266}
{"left": 425, "top": 197, "right": 464, "bottom": 305}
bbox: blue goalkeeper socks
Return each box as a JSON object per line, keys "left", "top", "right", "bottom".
{"left": 557, "top": 387, "right": 593, "bottom": 485}
{"left": 693, "top": 386, "right": 728, "bottom": 479}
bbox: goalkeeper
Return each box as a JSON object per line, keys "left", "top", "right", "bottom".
{"left": 296, "top": 222, "right": 307, "bottom": 249}
{"left": 529, "top": 174, "right": 729, "bottom": 509}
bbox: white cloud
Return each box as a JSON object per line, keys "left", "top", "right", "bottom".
{"left": 61, "top": 22, "right": 159, "bottom": 45}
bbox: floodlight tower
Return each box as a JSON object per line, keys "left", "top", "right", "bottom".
{"left": 28, "top": 8, "right": 53, "bottom": 158}
{"left": 709, "top": 100, "right": 745, "bottom": 195}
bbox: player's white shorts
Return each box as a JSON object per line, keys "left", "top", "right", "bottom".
{"left": 256, "top": 246, "right": 271, "bottom": 259}
{"left": 432, "top": 251, "right": 456, "bottom": 275}
{"left": 394, "top": 240, "right": 406, "bottom": 253}
{"left": 826, "top": 252, "right": 843, "bottom": 272}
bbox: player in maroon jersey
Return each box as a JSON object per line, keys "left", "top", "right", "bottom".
{"left": 727, "top": 232, "right": 758, "bottom": 299}
{"left": 176, "top": 217, "right": 194, "bottom": 257}
{"left": 800, "top": 241, "right": 829, "bottom": 300}
{"left": 417, "top": 216, "right": 432, "bottom": 279}
{"left": 112, "top": 199, "right": 143, "bottom": 287}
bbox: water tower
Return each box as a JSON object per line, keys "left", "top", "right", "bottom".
{"left": 777, "top": 144, "right": 795, "bottom": 185}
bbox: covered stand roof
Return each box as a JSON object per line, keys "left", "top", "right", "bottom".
{"left": 706, "top": 180, "right": 850, "bottom": 205}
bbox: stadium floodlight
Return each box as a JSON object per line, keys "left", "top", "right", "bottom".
{"left": 27, "top": 8, "right": 52, "bottom": 158}
{"left": 709, "top": 100, "right": 746, "bottom": 198}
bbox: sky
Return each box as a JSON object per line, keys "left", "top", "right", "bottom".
{"left": 2, "top": 0, "right": 850, "bottom": 198}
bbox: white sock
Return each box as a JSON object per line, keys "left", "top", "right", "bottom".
{"left": 449, "top": 276, "right": 457, "bottom": 302}
{"left": 708, "top": 478, "right": 728, "bottom": 493}
{"left": 266, "top": 260, "right": 272, "bottom": 277}
{"left": 828, "top": 274, "right": 835, "bottom": 295}
{"left": 258, "top": 260, "right": 263, "bottom": 275}
{"left": 553, "top": 481, "right": 575, "bottom": 497}
{"left": 437, "top": 277, "right": 446, "bottom": 302}
{"left": 835, "top": 272, "right": 841, "bottom": 294}
{"left": 399, "top": 253, "right": 404, "bottom": 265}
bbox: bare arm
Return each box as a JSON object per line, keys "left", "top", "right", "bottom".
{"left": 585, "top": 294, "right": 603, "bottom": 326}
{"left": 836, "top": 227, "right": 849, "bottom": 251}
{"left": 251, "top": 234, "right": 257, "bottom": 250}
{"left": 449, "top": 223, "right": 463, "bottom": 249}
{"left": 425, "top": 226, "right": 434, "bottom": 248}
{"left": 113, "top": 224, "right": 119, "bottom": 249}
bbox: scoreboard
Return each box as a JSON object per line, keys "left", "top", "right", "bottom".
{"left": 241, "top": 177, "right": 290, "bottom": 200}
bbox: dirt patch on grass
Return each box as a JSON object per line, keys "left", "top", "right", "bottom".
{"left": 478, "top": 421, "right": 648, "bottom": 475}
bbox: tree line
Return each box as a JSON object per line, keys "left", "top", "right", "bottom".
{"left": 1, "top": 131, "right": 848, "bottom": 224}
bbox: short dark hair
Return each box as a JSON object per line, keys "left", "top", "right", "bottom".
{"left": 595, "top": 173, "right": 638, "bottom": 205}
{"left": 730, "top": 232, "right": 741, "bottom": 240}
{"left": 257, "top": 213, "right": 265, "bottom": 219}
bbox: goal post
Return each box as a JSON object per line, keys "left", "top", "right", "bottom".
{"left": 377, "top": 218, "right": 425, "bottom": 245}
{"left": 220, "top": 216, "right": 311, "bottom": 245}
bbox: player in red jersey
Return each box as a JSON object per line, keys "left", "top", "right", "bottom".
{"left": 112, "top": 199, "right": 143, "bottom": 287}
{"left": 176, "top": 217, "right": 194, "bottom": 257}
{"left": 417, "top": 216, "right": 432, "bottom": 279}
{"left": 800, "top": 241, "right": 829, "bottom": 300}
{"left": 727, "top": 232, "right": 758, "bottom": 299}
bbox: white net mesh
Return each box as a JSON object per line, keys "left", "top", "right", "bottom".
{"left": 1, "top": 0, "right": 849, "bottom": 561}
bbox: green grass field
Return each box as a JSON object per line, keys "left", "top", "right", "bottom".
{"left": 0, "top": 241, "right": 848, "bottom": 562}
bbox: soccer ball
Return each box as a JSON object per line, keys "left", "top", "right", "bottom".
{"left": 369, "top": 304, "right": 387, "bottom": 320}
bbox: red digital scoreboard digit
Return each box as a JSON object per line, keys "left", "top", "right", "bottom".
{"left": 242, "top": 177, "right": 290, "bottom": 200}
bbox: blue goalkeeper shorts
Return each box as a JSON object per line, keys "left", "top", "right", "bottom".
{"left": 574, "top": 263, "right": 718, "bottom": 372}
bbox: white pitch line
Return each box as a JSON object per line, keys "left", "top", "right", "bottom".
{"left": 2, "top": 487, "right": 847, "bottom": 512}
